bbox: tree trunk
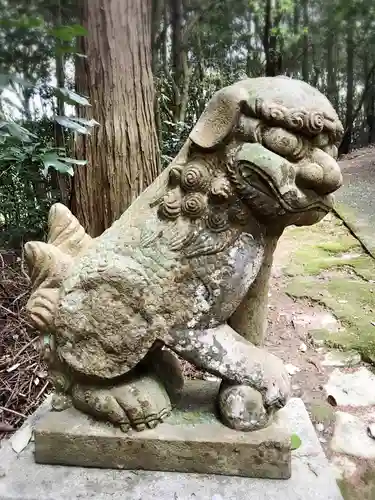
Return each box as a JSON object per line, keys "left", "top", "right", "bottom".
{"left": 326, "top": 30, "right": 337, "bottom": 108}
{"left": 70, "top": 0, "right": 160, "bottom": 237}
{"left": 246, "top": 11, "right": 253, "bottom": 76}
{"left": 263, "top": 0, "right": 273, "bottom": 76}
{"left": 339, "top": 17, "right": 355, "bottom": 155}
{"left": 151, "top": 0, "right": 163, "bottom": 147}
{"left": 301, "top": 0, "right": 309, "bottom": 82}
{"left": 364, "top": 54, "right": 375, "bottom": 145}
{"left": 367, "top": 72, "right": 375, "bottom": 145}
{"left": 264, "top": 0, "right": 282, "bottom": 77}
{"left": 170, "top": 0, "right": 184, "bottom": 122}
{"left": 50, "top": 0, "right": 71, "bottom": 205}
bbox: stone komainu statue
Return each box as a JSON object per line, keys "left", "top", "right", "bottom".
{"left": 25, "top": 77, "right": 343, "bottom": 432}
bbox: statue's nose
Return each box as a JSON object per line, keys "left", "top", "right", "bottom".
{"left": 296, "top": 148, "right": 343, "bottom": 196}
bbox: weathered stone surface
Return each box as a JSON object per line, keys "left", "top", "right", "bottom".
{"left": 0, "top": 397, "right": 344, "bottom": 500}
{"left": 331, "top": 455, "right": 357, "bottom": 479}
{"left": 331, "top": 411, "right": 375, "bottom": 459}
{"left": 325, "top": 367, "right": 375, "bottom": 406}
{"left": 23, "top": 77, "right": 344, "bottom": 434}
{"left": 285, "top": 363, "right": 301, "bottom": 376}
{"left": 322, "top": 349, "right": 361, "bottom": 367}
{"left": 367, "top": 422, "right": 375, "bottom": 439}
{"left": 34, "top": 381, "right": 290, "bottom": 479}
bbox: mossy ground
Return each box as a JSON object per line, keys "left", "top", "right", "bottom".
{"left": 338, "top": 465, "right": 375, "bottom": 500}
{"left": 308, "top": 400, "right": 335, "bottom": 426}
{"left": 280, "top": 214, "right": 375, "bottom": 361}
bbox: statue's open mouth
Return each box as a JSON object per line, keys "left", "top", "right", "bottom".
{"left": 244, "top": 167, "right": 334, "bottom": 214}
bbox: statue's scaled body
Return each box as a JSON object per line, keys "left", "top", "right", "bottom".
{"left": 25, "top": 77, "right": 343, "bottom": 432}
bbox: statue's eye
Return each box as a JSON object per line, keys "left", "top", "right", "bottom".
{"left": 262, "top": 127, "right": 306, "bottom": 161}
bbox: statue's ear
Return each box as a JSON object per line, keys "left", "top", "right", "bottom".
{"left": 189, "top": 86, "right": 249, "bottom": 149}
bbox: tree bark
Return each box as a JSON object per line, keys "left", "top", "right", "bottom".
{"left": 70, "top": 0, "right": 160, "bottom": 237}
{"left": 170, "top": 0, "right": 184, "bottom": 122}
{"left": 246, "top": 11, "right": 253, "bottom": 76}
{"left": 264, "top": 0, "right": 282, "bottom": 77}
{"left": 263, "top": 0, "right": 273, "bottom": 76}
{"left": 301, "top": 0, "right": 309, "bottom": 82}
{"left": 366, "top": 63, "right": 375, "bottom": 145}
{"left": 50, "top": 0, "right": 71, "bottom": 206}
{"left": 339, "top": 17, "right": 355, "bottom": 154}
{"left": 326, "top": 30, "right": 337, "bottom": 109}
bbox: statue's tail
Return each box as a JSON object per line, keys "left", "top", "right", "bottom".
{"left": 24, "top": 203, "right": 92, "bottom": 331}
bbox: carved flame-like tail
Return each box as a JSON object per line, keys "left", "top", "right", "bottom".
{"left": 24, "top": 203, "right": 92, "bottom": 332}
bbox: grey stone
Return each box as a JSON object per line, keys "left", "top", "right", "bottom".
{"left": 325, "top": 367, "right": 375, "bottom": 406}
{"left": 331, "top": 411, "right": 375, "bottom": 459}
{"left": 285, "top": 363, "right": 301, "bottom": 376}
{"left": 23, "top": 76, "right": 344, "bottom": 434}
{"left": 0, "top": 397, "right": 343, "bottom": 500}
{"left": 308, "top": 312, "right": 339, "bottom": 333}
{"left": 299, "top": 343, "right": 307, "bottom": 353}
{"left": 367, "top": 422, "right": 375, "bottom": 439}
{"left": 293, "top": 312, "right": 339, "bottom": 335}
{"left": 331, "top": 455, "right": 357, "bottom": 479}
{"left": 321, "top": 349, "right": 361, "bottom": 367}
{"left": 34, "top": 381, "right": 290, "bottom": 479}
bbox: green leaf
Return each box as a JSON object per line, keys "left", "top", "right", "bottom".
{"left": 54, "top": 87, "right": 91, "bottom": 107}
{"left": 1, "top": 15, "right": 43, "bottom": 30}
{"left": 0, "top": 74, "right": 34, "bottom": 91}
{"left": 291, "top": 434, "right": 302, "bottom": 450}
{"left": 0, "top": 73, "right": 11, "bottom": 90}
{"left": 2, "top": 122, "right": 37, "bottom": 142}
{"left": 11, "top": 76, "right": 34, "bottom": 88}
{"left": 41, "top": 152, "right": 74, "bottom": 176}
{"left": 54, "top": 116, "right": 90, "bottom": 134}
{"left": 41, "top": 152, "right": 87, "bottom": 176}
{"left": 49, "top": 24, "right": 88, "bottom": 41}
{"left": 1, "top": 96, "right": 24, "bottom": 113}
{"left": 60, "top": 157, "right": 87, "bottom": 166}
{"left": 70, "top": 117, "right": 99, "bottom": 127}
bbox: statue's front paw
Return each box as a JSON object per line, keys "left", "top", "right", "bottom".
{"left": 256, "top": 352, "right": 291, "bottom": 411}
{"left": 218, "top": 383, "right": 269, "bottom": 431}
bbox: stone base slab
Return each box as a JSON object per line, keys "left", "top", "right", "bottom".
{"left": 34, "top": 381, "right": 290, "bottom": 479}
{"left": 0, "top": 393, "right": 344, "bottom": 500}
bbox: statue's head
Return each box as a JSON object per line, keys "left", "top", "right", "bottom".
{"left": 183, "top": 76, "right": 343, "bottom": 229}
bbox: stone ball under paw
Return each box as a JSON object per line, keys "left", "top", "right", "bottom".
{"left": 218, "top": 383, "right": 270, "bottom": 432}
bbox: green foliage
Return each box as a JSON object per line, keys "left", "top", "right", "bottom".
{"left": 53, "top": 87, "right": 91, "bottom": 107}
{"left": 0, "top": 128, "right": 57, "bottom": 247}
{"left": 0, "top": 1, "right": 95, "bottom": 249}
{"left": 48, "top": 23, "right": 87, "bottom": 41}
{"left": 41, "top": 150, "right": 87, "bottom": 176}
{"left": 290, "top": 434, "right": 302, "bottom": 450}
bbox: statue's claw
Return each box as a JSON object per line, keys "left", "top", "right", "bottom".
{"left": 71, "top": 373, "right": 172, "bottom": 432}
